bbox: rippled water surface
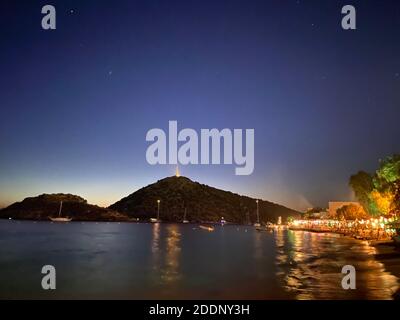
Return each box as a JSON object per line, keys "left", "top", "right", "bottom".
{"left": 0, "top": 221, "right": 398, "bottom": 299}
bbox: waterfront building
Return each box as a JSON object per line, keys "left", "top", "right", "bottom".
{"left": 328, "top": 201, "right": 362, "bottom": 218}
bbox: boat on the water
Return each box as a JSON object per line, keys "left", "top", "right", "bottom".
{"left": 255, "top": 225, "right": 266, "bottom": 231}
{"left": 49, "top": 201, "right": 72, "bottom": 222}
{"left": 199, "top": 225, "right": 215, "bottom": 231}
{"left": 150, "top": 218, "right": 161, "bottom": 223}
{"left": 256, "top": 222, "right": 273, "bottom": 232}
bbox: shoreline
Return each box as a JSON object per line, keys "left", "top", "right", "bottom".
{"left": 0, "top": 218, "right": 240, "bottom": 225}
{"left": 289, "top": 227, "right": 400, "bottom": 298}
{"left": 372, "top": 242, "right": 400, "bottom": 299}
{"left": 289, "top": 226, "right": 393, "bottom": 241}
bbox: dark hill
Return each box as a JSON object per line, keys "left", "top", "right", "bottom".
{"left": 0, "top": 193, "right": 129, "bottom": 221}
{"left": 109, "top": 176, "right": 300, "bottom": 223}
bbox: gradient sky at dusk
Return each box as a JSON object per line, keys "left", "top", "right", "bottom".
{"left": 1, "top": 0, "right": 400, "bottom": 210}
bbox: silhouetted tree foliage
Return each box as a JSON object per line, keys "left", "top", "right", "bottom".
{"left": 336, "top": 204, "right": 369, "bottom": 220}
{"left": 350, "top": 154, "right": 400, "bottom": 216}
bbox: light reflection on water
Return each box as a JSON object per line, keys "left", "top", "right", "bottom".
{"left": 0, "top": 221, "right": 398, "bottom": 299}
{"left": 150, "top": 224, "right": 182, "bottom": 284}
{"left": 274, "top": 229, "right": 399, "bottom": 299}
{"left": 162, "top": 224, "right": 181, "bottom": 283}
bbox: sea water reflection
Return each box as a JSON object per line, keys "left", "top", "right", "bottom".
{"left": 274, "top": 229, "right": 399, "bottom": 299}
{"left": 0, "top": 221, "right": 398, "bottom": 299}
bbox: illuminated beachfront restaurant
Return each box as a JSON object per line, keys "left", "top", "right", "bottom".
{"left": 288, "top": 201, "right": 398, "bottom": 241}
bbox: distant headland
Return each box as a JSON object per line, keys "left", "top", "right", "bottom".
{"left": 0, "top": 176, "right": 300, "bottom": 223}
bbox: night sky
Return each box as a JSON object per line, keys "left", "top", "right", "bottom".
{"left": 1, "top": 0, "right": 400, "bottom": 210}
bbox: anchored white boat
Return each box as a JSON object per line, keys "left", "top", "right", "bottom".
{"left": 220, "top": 217, "right": 226, "bottom": 225}
{"left": 49, "top": 201, "right": 72, "bottom": 222}
{"left": 199, "top": 225, "right": 215, "bottom": 231}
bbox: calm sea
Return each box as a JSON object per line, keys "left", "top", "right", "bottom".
{"left": 0, "top": 220, "right": 398, "bottom": 299}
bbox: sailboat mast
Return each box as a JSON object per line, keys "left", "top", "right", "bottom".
{"left": 58, "top": 201, "right": 63, "bottom": 217}
{"left": 256, "top": 200, "right": 259, "bottom": 223}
